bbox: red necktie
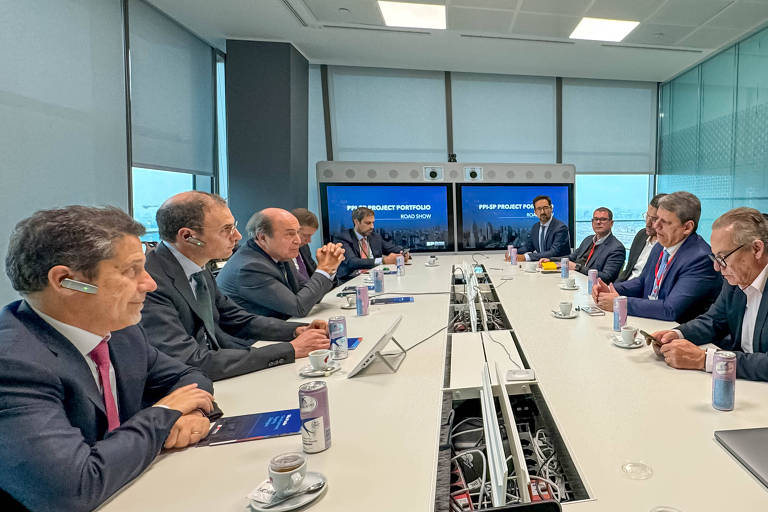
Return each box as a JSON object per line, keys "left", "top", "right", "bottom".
{"left": 88, "top": 337, "right": 120, "bottom": 432}
{"left": 360, "top": 238, "right": 370, "bottom": 259}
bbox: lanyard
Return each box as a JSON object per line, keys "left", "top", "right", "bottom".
{"left": 585, "top": 242, "right": 597, "bottom": 265}
{"left": 653, "top": 250, "right": 675, "bottom": 290}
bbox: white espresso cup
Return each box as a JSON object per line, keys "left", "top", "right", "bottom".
{"left": 621, "top": 326, "right": 638, "bottom": 345}
{"left": 308, "top": 349, "right": 332, "bottom": 370}
{"left": 429, "top": 255, "right": 438, "bottom": 265}
{"left": 559, "top": 301, "right": 572, "bottom": 316}
{"left": 268, "top": 452, "right": 307, "bottom": 496}
{"left": 525, "top": 261, "right": 538, "bottom": 272}
{"left": 566, "top": 277, "right": 576, "bottom": 288}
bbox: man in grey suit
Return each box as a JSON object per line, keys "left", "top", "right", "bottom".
{"left": 0, "top": 206, "right": 216, "bottom": 511}
{"left": 217, "top": 208, "right": 344, "bottom": 320}
{"left": 616, "top": 193, "right": 667, "bottom": 282}
{"left": 141, "top": 192, "right": 330, "bottom": 381}
{"left": 651, "top": 208, "right": 768, "bottom": 381}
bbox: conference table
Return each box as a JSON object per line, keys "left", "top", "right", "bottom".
{"left": 101, "top": 254, "right": 768, "bottom": 511}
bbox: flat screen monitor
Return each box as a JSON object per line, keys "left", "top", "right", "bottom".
{"left": 456, "top": 183, "right": 573, "bottom": 251}
{"left": 320, "top": 183, "right": 454, "bottom": 252}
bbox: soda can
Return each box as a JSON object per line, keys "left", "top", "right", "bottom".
{"left": 373, "top": 269, "right": 384, "bottom": 293}
{"left": 587, "top": 269, "right": 598, "bottom": 294}
{"left": 712, "top": 351, "right": 736, "bottom": 411}
{"left": 560, "top": 257, "right": 569, "bottom": 279}
{"left": 507, "top": 245, "right": 517, "bottom": 264}
{"left": 396, "top": 255, "right": 405, "bottom": 276}
{"left": 355, "top": 285, "right": 369, "bottom": 316}
{"left": 299, "top": 381, "right": 331, "bottom": 453}
{"left": 329, "top": 316, "right": 348, "bottom": 360}
{"left": 613, "top": 295, "right": 627, "bottom": 331}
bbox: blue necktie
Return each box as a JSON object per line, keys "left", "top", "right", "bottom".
{"left": 539, "top": 225, "right": 547, "bottom": 252}
{"left": 650, "top": 249, "right": 670, "bottom": 299}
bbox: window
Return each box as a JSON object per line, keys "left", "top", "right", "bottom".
{"left": 216, "top": 53, "right": 228, "bottom": 200}
{"left": 132, "top": 167, "right": 193, "bottom": 242}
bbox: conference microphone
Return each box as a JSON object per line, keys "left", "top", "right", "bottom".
{"left": 61, "top": 278, "right": 99, "bottom": 294}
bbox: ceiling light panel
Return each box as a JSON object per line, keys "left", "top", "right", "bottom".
{"left": 378, "top": 1, "right": 446, "bottom": 30}
{"left": 569, "top": 17, "right": 639, "bottom": 42}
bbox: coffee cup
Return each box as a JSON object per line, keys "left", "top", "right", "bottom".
{"left": 309, "top": 349, "right": 331, "bottom": 370}
{"left": 525, "top": 261, "right": 537, "bottom": 272}
{"left": 428, "top": 255, "right": 438, "bottom": 265}
{"left": 268, "top": 452, "right": 307, "bottom": 496}
{"left": 566, "top": 277, "right": 576, "bottom": 288}
{"left": 559, "top": 301, "right": 572, "bottom": 316}
{"left": 621, "top": 326, "right": 638, "bottom": 345}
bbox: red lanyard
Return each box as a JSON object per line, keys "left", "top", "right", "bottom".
{"left": 653, "top": 250, "right": 674, "bottom": 289}
{"left": 585, "top": 242, "right": 596, "bottom": 265}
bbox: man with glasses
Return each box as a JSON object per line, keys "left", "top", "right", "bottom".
{"left": 141, "top": 192, "right": 330, "bottom": 381}
{"left": 616, "top": 193, "right": 667, "bottom": 282}
{"left": 592, "top": 191, "right": 721, "bottom": 322}
{"left": 541, "top": 207, "right": 625, "bottom": 283}
{"left": 649, "top": 208, "right": 768, "bottom": 381}
{"left": 512, "top": 195, "right": 571, "bottom": 262}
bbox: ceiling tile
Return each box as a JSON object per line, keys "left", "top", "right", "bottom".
{"left": 647, "top": 0, "right": 734, "bottom": 27}
{"left": 511, "top": 12, "right": 581, "bottom": 38}
{"left": 519, "top": 0, "right": 591, "bottom": 16}
{"left": 449, "top": 0, "right": 519, "bottom": 9}
{"left": 622, "top": 23, "right": 696, "bottom": 45}
{"left": 585, "top": 0, "right": 666, "bottom": 21}
{"left": 303, "top": 0, "right": 383, "bottom": 25}
{"left": 448, "top": 6, "right": 515, "bottom": 32}
{"left": 677, "top": 26, "right": 744, "bottom": 48}
{"left": 707, "top": 2, "right": 768, "bottom": 29}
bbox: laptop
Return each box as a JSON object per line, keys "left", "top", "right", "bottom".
{"left": 714, "top": 427, "right": 768, "bottom": 489}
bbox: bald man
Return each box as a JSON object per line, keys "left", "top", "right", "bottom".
{"left": 217, "top": 208, "right": 345, "bottom": 320}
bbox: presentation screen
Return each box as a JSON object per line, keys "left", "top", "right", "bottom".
{"left": 320, "top": 183, "right": 454, "bottom": 252}
{"left": 457, "top": 183, "right": 573, "bottom": 251}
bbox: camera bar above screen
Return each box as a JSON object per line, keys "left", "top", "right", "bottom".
{"left": 320, "top": 183, "right": 455, "bottom": 253}
{"left": 456, "top": 183, "right": 574, "bottom": 252}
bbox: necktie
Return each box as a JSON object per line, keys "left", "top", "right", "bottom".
{"left": 192, "top": 271, "right": 218, "bottom": 347}
{"left": 281, "top": 261, "right": 300, "bottom": 293}
{"left": 650, "top": 249, "right": 670, "bottom": 299}
{"left": 295, "top": 255, "right": 310, "bottom": 282}
{"left": 88, "top": 338, "right": 120, "bottom": 432}
{"left": 360, "top": 238, "right": 370, "bottom": 259}
{"left": 539, "top": 225, "right": 547, "bottom": 252}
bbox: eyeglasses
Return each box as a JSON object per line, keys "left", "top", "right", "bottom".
{"left": 591, "top": 217, "right": 611, "bottom": 223}
{"left": 198, "top": 220, "right": 238, "bottom": 237}
{"left": 534, "top": 205, "right": 552, "bottom": 213}
{"left": 708, "top": 244, "right": 744, "bottom": 268}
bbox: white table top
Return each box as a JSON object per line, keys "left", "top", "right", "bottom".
{"left": 101, "top": 254, "right": 768, "bottom": 511}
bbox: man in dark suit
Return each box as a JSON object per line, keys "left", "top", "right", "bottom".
{"left": 217, "top": 208, "right": 344, "bottom": 319}
{"left": 292, "top": 208, "right": 320, "bottom": 284}
{"left": 542, "top": 207, "right": 625, "bottom": 283}
{"left": 0, "top": 206, "right": 217, "bottom": 511}
{"left": 334, "top": 207, "right": 409, "bottom": 280}
{"left": 512, "top": 195, "right": 571, "bottom": 262}
{"left": 593, "top": 191, "right": 722, "bottom": 323}
{"left": 140, "top": 192, "right": 330, "bottom": 381}
{"left": 616, "top": 193, "right": 667, "bottom": 282}
{"left": 650, "top": 208, "right": 768, "bottom": 381}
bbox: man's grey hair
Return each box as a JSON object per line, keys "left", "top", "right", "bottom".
{"left": 712, "top": 207, "right": 768, "bottom": 246}
{"left": 352, "top": 207, "right": 374, "bottom": 223}
{"left": 156, "top": 191, "right": 227, "bottom": 242}
{"left": 246, "top": 210, "right": 273, "bottom": 239}
{"left": 5, "top": 206, "right": 145, "bottom": 294}
{"left": 657, "top": 191, "right": 701, "bottom": 231}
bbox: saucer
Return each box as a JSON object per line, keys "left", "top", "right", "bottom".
{"left": 551, "top": 311, "right": 578, "bottom": 319}
{"left": 424, "top": 262, "right": 440, "bottom": 267}
{"left": 523, "top": 268, "right": 538, "bottom": 274}
{"left": 610, "top": 333, "right": 644, "bottom": 349}
{"left": 540, "top": 269, "right": 560, "bottom": 274}
{"left": 248, "top": 471, "right": 327, "bottom": 512}
{"left": 559, "top": 284, "right": 579, "bottom": 290}
{"left": 299, "top": 361, "right": 342, "bottom": 377}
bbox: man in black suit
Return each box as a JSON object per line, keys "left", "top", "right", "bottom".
{"left": 217, "top": 208, "right": 344, "bottom": 319}
{"left": 511, "top": 195, "right": 571, "bottom": 262}
{"left": 0, "top": 206, "right": 216, "bottom": 511}
{"left": 140, "top": 192, "right": 330, "bottom": 381}
{"left": 651, "top": 208, "right": 768, "bottom": 381}
{"left": 542, "top": 207, "right": 626, "bottom": 283}
{"left": 334, "top": 207, "right": 410, "bottom": 280}
{"left": 616, "top": 193, "right": 667, "bottom": 282}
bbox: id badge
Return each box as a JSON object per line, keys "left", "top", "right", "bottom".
{"left": 647, "top": 294, "right": 658, "bottom": 301}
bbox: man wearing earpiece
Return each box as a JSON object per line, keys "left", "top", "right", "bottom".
{"left": 140, "top": 191, "right": 330, "bottom": 381}
{"left": 0, "top": 206, "right": 218, "bottom": 511}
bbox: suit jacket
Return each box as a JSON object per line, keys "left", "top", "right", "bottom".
{"left": 677, "top": 280, "right": 768, "bottom": 381}
{"left": 334, "top": 229, "right": 402, "bottom": 280}
{"left": 613, "top": 233, "right": 722, "bottom": 323}
{"left": 0, "top": 301, "right": 214, "bottom": 512}
{"left": 569, "top": 233, "right": 626, "bottom": 284}
{"left": 516, "top": 217, "right": 571, "bottom": 261}
{"left": 298, "top": 244, "right": 318, "bottom": 276}
{"left": 141, "top": 243, "right": 303, "bottom": 381}
{"left": 616, "top": 229, "right": 650, "bottom": 283}
{"left": 217, "top": 239, "right": 333, "bottom": 320}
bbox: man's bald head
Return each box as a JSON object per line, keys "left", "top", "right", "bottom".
{"left": 248, "top": 208, "right": 302, "bottom": 261}
{"left": 156, "top": 191, "right": 227, "bottom": 243}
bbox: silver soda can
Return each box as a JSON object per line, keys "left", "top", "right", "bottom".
{"left": 587, "top": 268, "right": 598, "bottom": 294}
{"left": 712, "top": 351, "right": 736, "bottom": 411}
{"left": 373, "top": 269, "right": 384, "bottom": 293}
{"left": 613, "top": 295, "right": 627, "bottom": 331}
{"left": 299, "top": 381, "right": 331, "bottom": 453}
{"left": 355, "top": 285, "right": 369, "bottom": 316}
{"left": 396, "top": 255, "right": 405, "bottom": 275}
{"left": 329, "top": 316, "right": 348, "bottom": 360}
{"left": 507, "top": 246, "right": 517, "bottom": 263}
{"left": 560, "top": 257, "right": 569, "bottom": 279}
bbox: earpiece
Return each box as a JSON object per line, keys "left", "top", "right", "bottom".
{"left": 185, "top": 236, "right": 206, "bottom": 246}
{"left": 61, "top": 278, "right": 99, "bottom": 294}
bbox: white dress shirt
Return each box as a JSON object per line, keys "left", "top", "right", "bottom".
{"left": 354, "top": 229, "right": 382, "bottom": 266}
{"left": 164, "top": 241, "right": 205, "bottom": 298}
{"left": 30, "top": 304, "right": 119, "bottom": 413}
{"left": 629, "top": 236, "right": 657, "bottom": 280}
{"left": 525, "top": 218, "right": 553, "bottom": 261}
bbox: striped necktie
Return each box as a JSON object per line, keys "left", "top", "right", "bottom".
{"left": 88, "top": 337, "right": 120, "bottom": 432}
